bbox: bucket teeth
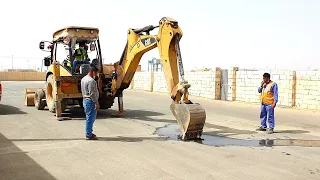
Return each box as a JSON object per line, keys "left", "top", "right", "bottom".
{"left": 170, "top": 103, "right": 206, "bottom": 140}
{"left": 183, "top": 131, "right": 203, "bottom": 140}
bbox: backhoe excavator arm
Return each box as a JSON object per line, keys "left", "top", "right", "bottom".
{"left": 112, "top": 17, "right": 206, "bottom": 140}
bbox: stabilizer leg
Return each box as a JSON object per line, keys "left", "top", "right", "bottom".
{"left": 111, "top": 92, "right": 124, "bottom": 117}
{"left": 55, "top": 100, "right": 63, "bottom": 120}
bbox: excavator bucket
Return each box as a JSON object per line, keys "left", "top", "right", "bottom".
{"left": 24, "top": 88, "right": 37, "bottom": 106}
{"left": 170, "top": 103, "right": 206, "bottom": 140}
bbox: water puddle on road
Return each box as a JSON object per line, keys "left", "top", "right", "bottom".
{"left": 154, "top": 124, "right": 320, "bottom": 147}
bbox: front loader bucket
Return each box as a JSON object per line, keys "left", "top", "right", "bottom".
{"left": 170, "top": 103, "right": 206, "bottom": 140}
{"left": 24, "top": 88, "right": 37, "bottom": 106}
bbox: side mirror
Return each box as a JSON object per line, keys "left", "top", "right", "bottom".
{"left": 90, "top": 43, "right": 96, "bottom": 51}
{"left": 39, "top": 42, "right": 45, "bottom": 50}
{"left": 44, "top": 56, "right": 51, "bottom": 66}
{"left": 39, "top": 41, "right": 53, "bottom": 52}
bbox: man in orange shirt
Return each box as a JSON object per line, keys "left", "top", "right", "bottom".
{"left": 256, "top": 73, "right": 278, "bottom": 134}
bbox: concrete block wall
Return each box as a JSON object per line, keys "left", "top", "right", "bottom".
{"left": 2, "top": 68, "right": 320, "bottom": 111}
{"left": 133, "top": 70, "right": 218, "bottom": 99}
{"left": 153, "top": 72, "right": 168, "bottom": 93}
{"left": 130, "top": 68, "right": 320, "bottom": 111}
{"left": 214, "top": 68, "right": 221, "bottom": 100}
{"left": 184, "top": 70, "right": 217, "bottom": 99}
{"left": 227, "top": 67, "right": 238, "bottom": 101}
{"left": 235, "top": 69, "right": 295, "bottom": 107}
{"left": 132, "top": 72, "right": 153, "bottom": 91}
{"left": 295, "top": 71, "right": 320, "bottom": 110}
{"left": 0, "top": 72, "right": 46, "bottom": 81}
{"left": 235, "top": 70, "right": 262, "bottom": 104}
{"left": 275, "top": 70, "right": 295, "bottom": 107}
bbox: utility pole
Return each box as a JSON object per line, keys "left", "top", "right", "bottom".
{"left": 41, "top": 58, "right": 43, "bottom": 72}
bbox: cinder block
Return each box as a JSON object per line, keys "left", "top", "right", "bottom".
{"left": 307, "top": 71, "right": 317, "bottom": 76}
{"left": 272, "top": 75, "right": 280, "bottom": 80}
{"left": 308, "top": 104, "right": 317, "bottom": 110}
{"left": 301, "top": 104, "right": 308, "bottom": 109}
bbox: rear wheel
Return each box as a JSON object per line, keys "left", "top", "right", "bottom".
{"left": 45, "top": 75, "right": 68, "bottom": 113}
{"left": 34, "top": 89, "right": 46, "bottom": 110}
{"left": 78, "top": 99, "right": 83, "bottom": 108}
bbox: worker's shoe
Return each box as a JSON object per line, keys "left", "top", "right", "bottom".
{"left": 266, "top": 128, "right": 274, "bottom": 134}
{"left": 256, "top": 126, "right": 267, "bottom": 131}
{"left": 86, "top": 134, "right": 98, "bottom": 140}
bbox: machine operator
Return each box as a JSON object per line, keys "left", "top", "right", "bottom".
{"left": 73, "top": 42, "right": 88, "bottom": 73}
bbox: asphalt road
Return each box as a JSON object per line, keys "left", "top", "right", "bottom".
{"left": 1, "top": 81, "right": 320, "bottom": 180}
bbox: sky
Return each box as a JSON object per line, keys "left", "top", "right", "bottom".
{"left": 0, "top": 0, "right": 319, "bottom": 71}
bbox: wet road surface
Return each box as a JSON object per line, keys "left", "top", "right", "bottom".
{"left": 155, "top": 124, "right": 320, "bottom": 147}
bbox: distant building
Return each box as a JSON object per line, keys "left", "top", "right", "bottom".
{"left": 148, "top": 57, "right": 163, "bottom": 72}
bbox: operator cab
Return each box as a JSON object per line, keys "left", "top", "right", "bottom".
{"left": 64, "top": 40, "right": 99, "bottom": 74}
{"left": 39, "top": 26, "right": 102, "bottom": 75}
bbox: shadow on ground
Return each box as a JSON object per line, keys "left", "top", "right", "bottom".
{"left": 204, "top": 123, "right": 257, "bottom": 137}
{"left": 9, "top": 136, "right": 166, "bottom": 143}
{"left": 61, "top": 106, "right": 175, "bottom": 123}
{"left": 203, "top": 123, "right": 309, "bottom": 137}
{"left": 0, "top": 104, "right": 27, "bottom": 115}
{"left": 0, "top": 132, "right": 56, "bottom": 180}
{"left": 109, "top": 109, "right": 176, "bottom": 123}
{"left": 274, "top": 130, "right": 309, "bottom": 134}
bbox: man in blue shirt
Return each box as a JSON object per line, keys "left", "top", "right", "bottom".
{"left": 256, "top": 73, "right": 278, "bottom": 134}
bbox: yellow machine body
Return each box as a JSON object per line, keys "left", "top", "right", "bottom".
{"left": 112, "top": 17, "right": 207, "bottom": 139}
{"left": 25, "top": 17, "right": 206, "bottom": 139}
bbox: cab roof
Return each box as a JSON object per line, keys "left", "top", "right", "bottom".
{"left": 53, "top": 26, "right": 99, "bottom": 41}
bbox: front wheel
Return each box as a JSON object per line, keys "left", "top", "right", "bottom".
{"left": 45, "top": 74, "right": 68, "bottom": 113}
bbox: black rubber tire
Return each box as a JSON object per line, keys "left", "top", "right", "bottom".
{"left": 45, "top": 74, "right": 68, "bottom": 113}
{"left": 78, "top": 99, "right": 83, "bottom": 108}
{"left": 34, "top": 89, "right": 46, "bottom": 110}
{"left": 99, "top": 96, "right": 115, "bottom": 109}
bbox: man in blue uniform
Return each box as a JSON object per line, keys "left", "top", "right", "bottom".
{"left": 256, "top": 73, "right": 278, "bottom": 134}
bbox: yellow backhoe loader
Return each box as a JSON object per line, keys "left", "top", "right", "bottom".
{"left": 25, "top": 17, "right": 206, "bottom": 140}
{"left": 25, "top": 26, "right": 115, "bottom": 116}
